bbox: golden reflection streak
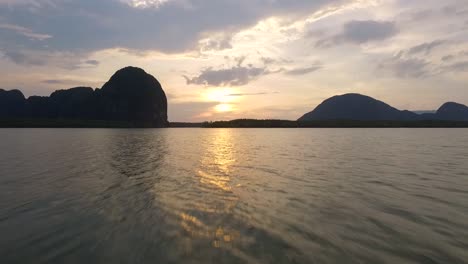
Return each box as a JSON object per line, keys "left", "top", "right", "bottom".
{"left": 179, "top": 212, "right": 241, "bottom": 249}
{"left": 178, "top": 129, "right": 241, "bottom": 249}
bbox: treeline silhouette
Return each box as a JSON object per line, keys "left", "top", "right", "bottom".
{"left": 202, "top": 119, "right": 468, "bottom": 128}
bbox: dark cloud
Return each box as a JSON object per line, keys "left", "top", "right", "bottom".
{"left": 380, "top": 44, "right": 468, "bottom": 78}
{"left": 284, "top": 65, "right": 322, "bottom": 75}
{"left": 260, "top": 56, "right": 294, "bottom": 66}
{"left": 378, "top": 57, "right": 430, "bottom": 79}
{"left": 340, "top": 20, "right": 398, "bottom": 43}
{"left": 316, "top": 20, "right": 398, "bottom": 48}
{"left": 445, "top": 61, "right": 468, "bottom": 72}
{"left": 41, "top": 78, "right": 87, "bottom": 85}
{"left": 183, "top": 65, "right": 270, "bottom": 86}
{"left": 0, "top": 0, "right": 341, "bottom": 59}
{"left": 184, "top": 55, "right": 322, "bottom": 86}
{"left": 408, "top": 9, "right": 435, "bottom": 21}
{"left": 42, "top": 79, "right": 65, "bottom": 84}
{"left": 261, "top": 57, "right": 277, "bottom": 65}
{"left": 442, "top": 4, "right": 468, "bottom": 17}
{"left": 441, "top": 55, "right": 455, "bottom": 62}
{"left": 85, "top": 59, "right": 100, "bottom": 66}
{"left": 1, "top": 48, "right": 100, "bottom": 69}
{"left": 407, "top": 40, "right": 445, "bottom": 55}
{"left": 2, "top": 50, "right": 45, "bottom": 65}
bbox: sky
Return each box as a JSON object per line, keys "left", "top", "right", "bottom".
{"left": 0, "top": 0, "right": 467, "bottom": 122}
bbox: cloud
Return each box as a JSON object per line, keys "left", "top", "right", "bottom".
{"left": 442, "top": 4, "right": 468, "bottom": 17}
{"left": 124, "top": 0, "right": 170, "bottom": 9}
{"left": 42, "top": 79, "right": 66, "bottom": 84}
{"left": 378, "top": 56, "right": 431, "bottom": 79}
{"left": 379, "top": 44, "right": 468, "bottom": 78}
{"left": 316, "top": 20, "right": 398, "bottom": 48}
{"left": 41, "top": 78, "right": 90, "bottom": 85}
{"left": 1, "top": 49, "right": 100, "bottom": 69}
{"left": 184, "top": 65, "right": 270, "bottom": 86}
{"left": 441, "top": 55, "right": 454, "bottom": 62}
{"left": 2, "top": 50, "right": 46, "bottom": 66}
{"left": 260, "top": 57, "right": 277, "bottom": 65}
{"left": 184, "top": 62, "right": 322, "bottom": 86}
{"left": 85, "top": 59, "right": 100, "bottom": 66}
{"left": 0, "top": 23, "right": 52, "bottom": 40}
{"left": 0, "top": 0, "right": 342, "bottom": 58}
{"left": 199, "top": 34, "right": 233, "bottom": 52}
{"left": 227, "top": 92, "right": 278, "bottom": 97}
{"left": 260, "top": 56, "right": 294, "bottom": 66}
{"left": 407, "top": 40, "right": 445, "bottom": 55}
{"left": 284, "top": 65, "right": 322, "bottom": 75}
{"left": 445, "top": 61, "right": 468, "bottom": 72}
{"left": 340, "top": 20, "right": 398, "bottom": 43}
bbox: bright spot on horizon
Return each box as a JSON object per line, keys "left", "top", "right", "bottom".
{"left": 215, "top": 104, "right": 234, "bottom": 113}
{"left": 204, "top": 88, "right": 238, "bottom": 104}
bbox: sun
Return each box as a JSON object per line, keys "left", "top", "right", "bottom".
{"left": 202, "top": 88, "right": 239, "bottom": 113}
{"left": 204, "top": 88, "right": 237, "bottom": 103}
{"left": 215, "top": 103, "right": 234, "bottom": 113}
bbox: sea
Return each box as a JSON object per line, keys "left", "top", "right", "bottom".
{"left": 0, "top": 128, "right": 467, "bottom": 264}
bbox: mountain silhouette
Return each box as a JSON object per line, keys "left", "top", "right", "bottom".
{"left": 299, "top": 93, "right": 468, "bottom": 121}
{"left": 0, "top": 67, "right": 168, "bottom": 127}
{"left": 434, "top": 102, "right": 468, "bottom": 121}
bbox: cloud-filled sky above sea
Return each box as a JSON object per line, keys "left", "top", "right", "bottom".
{"left": 0, "top": 0, "right": 467, "bottom": 121}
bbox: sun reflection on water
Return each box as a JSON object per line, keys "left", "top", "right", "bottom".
{"left": 177, "top": 129, "right": 241, "bottom": 249}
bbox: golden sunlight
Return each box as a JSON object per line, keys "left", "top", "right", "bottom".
{"left": 215, "top": 103, "right": 234, "bottom": 113}
{"left": 204, "top": 88, "right": 237, "bottom": 103}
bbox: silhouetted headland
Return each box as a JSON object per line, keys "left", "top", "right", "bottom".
{"left": 0, "top": 67, "right": 168, "bottom": 128}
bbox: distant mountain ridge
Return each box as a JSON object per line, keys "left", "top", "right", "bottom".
{"left": 0, "top": 67, "right": 168, "bottom": 127}
{"left": 299, "top": 93, "right": 468, "bottom": 121}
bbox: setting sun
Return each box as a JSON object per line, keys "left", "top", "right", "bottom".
{"left": 204, "top": 88, "right": 237, "bottom": 104}
{"left": 215, "top": 103, "right": 234, "bottom": 113}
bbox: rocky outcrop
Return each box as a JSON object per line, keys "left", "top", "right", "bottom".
{"left": 0, "top": 89, "right": 26, "bottom": 118}
{"left": 0, "top": 67, "right": 169, "bottom": 127}
{"left": 96, "top": 67, "right": 168, "bottom": 127}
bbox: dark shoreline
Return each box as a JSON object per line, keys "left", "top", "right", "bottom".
{"left": 2, "top": 119, "right": 468, "bottom": 128}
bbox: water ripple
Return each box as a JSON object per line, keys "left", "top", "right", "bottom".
{"left": 1, "top": 128, "right": 468, "bottom": 263}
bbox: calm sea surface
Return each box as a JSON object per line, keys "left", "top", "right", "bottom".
{"left": 1, "top": 128, "right": 468, "bottom": 264}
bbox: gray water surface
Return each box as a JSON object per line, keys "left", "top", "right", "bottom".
{"left": 1, "top": 128, "right": 468, "bottom": 264}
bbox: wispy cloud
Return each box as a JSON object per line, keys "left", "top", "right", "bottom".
{"left": 0, "top": 23, "right": 51, "bottom": 40}
{"left": 227, "top": 92, "right": 279, "bottom": 97}
{"left": 407, "top": 40, "right": 445, "bottom": 55}
{"left": 284, "top": 65, "right": 322, "bottom": 75}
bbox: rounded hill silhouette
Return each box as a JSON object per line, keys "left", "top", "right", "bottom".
{"left": 298, "top": 93, "right": 418, "bottom": 121}
{"left": 0, "top": 67, "right": 168, "bottom": 127}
